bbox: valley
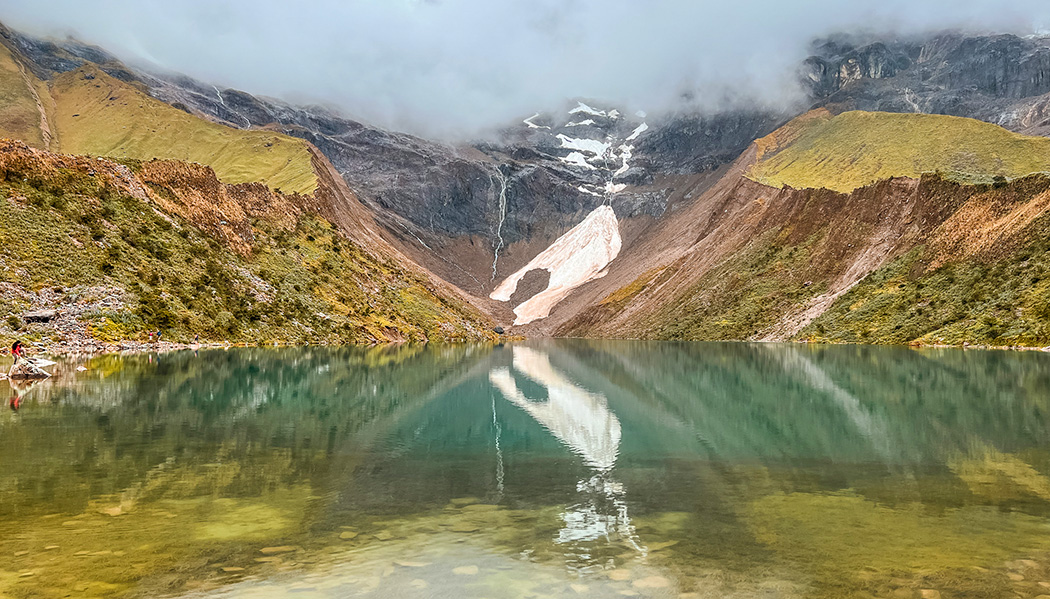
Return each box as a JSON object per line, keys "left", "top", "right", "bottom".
{"left": 2, "top": 23, "right": 1050, "bottom": 347}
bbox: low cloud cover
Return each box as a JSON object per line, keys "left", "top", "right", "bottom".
{"left": 2, "top": 0, "right": 1049, "bottom": 138}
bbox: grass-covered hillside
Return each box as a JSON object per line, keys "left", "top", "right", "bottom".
{"left": 49, "top": 66, "right": 317, "bottom": 194}
{"left": 0, "top": 41, "right": 50, "bottom": 148}
{"left": 0, "top": 140, "right": 493, "bottom": 345}
{"left": 563, "top": 170, "right": 1050, "bottom": 348}
{"left": 801, "top": 175, "right": 1050, "bottom": 346}
{"left": 0, "top": 35, "right": 317, "bottom": 195}
{"left": 748, "top": 110, "right": 1050, "bottom": 193}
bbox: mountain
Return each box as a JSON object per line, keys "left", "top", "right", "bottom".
{"left": 4, "top": 22, "right": 1050, "bottom": 347}
{"left": 0, "top": 25, "right": 494, "bottom": 345}
{"left": 559, "top": 110, "right": 1050, "bottom": 346}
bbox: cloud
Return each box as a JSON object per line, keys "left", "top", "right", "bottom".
{"left": 1, "top": 0, "right": 1048, "bottom": 138}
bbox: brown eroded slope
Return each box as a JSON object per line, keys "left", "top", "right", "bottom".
{"left": 554, "top": 113, "right": 1050, "bottom": 346}
{"left": 0, "top": 139, "right": 495, "bottom": 344}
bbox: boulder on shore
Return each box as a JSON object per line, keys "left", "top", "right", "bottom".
{"left": 9, "top": 360, "right": 51, "bottom": 379}
{"left": 22, "top": 310, "right": 57, "bottom": 323}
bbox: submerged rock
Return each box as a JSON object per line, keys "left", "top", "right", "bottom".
{"left": 259, "top": 546, "right": 298, "bottom": 555}
{"left": 632, "top": 575, "right": 671, "bottom": 589}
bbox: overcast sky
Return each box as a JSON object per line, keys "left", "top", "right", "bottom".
{"left": 2, "top": 1, "right": 1049, "bottom": 138}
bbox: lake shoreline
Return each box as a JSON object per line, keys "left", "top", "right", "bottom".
{"left": 5, "top": 335, "right": 1048, "bottom": 362}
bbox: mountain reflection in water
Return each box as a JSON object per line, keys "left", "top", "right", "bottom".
{"left": 490, "top": 345, "right": 644, "bottom": 558}
{"left": 1, "top": 341, "right": 1050, "bottom": 598}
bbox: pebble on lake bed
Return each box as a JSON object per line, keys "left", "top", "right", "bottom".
{"left": 460, "top": 504, "right": 499, "bottom": 512}
{"left": 339, "top": 531, "right": 358, "bottom": 540}
{"left": 632, "top": 576, "right": 671, "bottom": 589}
{"left": 259, "top": 546, "right": 297, "bottom": 554}
{"left": 453, "top": 565, "right": 479, "bottom": 575}
{"left": 449, "top": 524, "right": 480, "bottom": 533}
{"left": 449, "top": 497, "right": 479, "bottom": 507}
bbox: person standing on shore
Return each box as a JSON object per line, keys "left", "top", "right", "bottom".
{"left": 11, "top": 340, "right": 23, "bottom": 365}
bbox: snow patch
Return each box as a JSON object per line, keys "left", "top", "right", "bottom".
{"left": 604, "top": 182, "right": 626, "bottom": 194}
{"left": 560, "top": 152, "right": 597, "bottom": 169}
{"left": 613, "top": 144, "right": 634, "bottom": 177}
{"left": 565, "top": 119, "right": 596, "bottom": 127}
{"left": 569, "top": 102, "right": 607, "bottom": 117}
{"left": 523, "top": 113, "right": 550, "bottom": 129}
{"left": 625, "top": 122, "right": 649, "bottom": 141}
{"left": 608, "top": 109, "right": 620, "bottom": 119}
{"left": 578, "top": 185, "right": 602, "bottom": 197}
{"left": 491, "top": 205, "right": 621, "bottom": 325}
{"left": 557, "top": 134, "right": 610, "bottom": 157}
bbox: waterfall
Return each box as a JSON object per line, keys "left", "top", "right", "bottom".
{"left": 489, "top": 167, "right": 509, "bottom": 281}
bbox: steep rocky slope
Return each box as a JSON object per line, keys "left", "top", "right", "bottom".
{"left": 120, "top": 28, "right": 1050, "bottom": 340}
{"left": 559, "top": 111, "right": 1050, "bottom": 346}
{"left": 0, "top": 140, "right": 493, "bottom": 345}
{"left": 802, "top": 33, "right": 1050, "bottom": 135}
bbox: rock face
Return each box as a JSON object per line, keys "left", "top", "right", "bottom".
{"left": 801, "top": 33, "right": 1050, "bottom": 133}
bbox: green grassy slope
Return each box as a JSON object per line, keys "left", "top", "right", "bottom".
{"left": 566, "top": 172, "right": 1050, "bottom": 347}
{"left": 0, "top": 41, "right": 47, "bottom": 148}
{"left": 801, "top": 222, "right": 1050, "bottom": 346}
{"left": 0, "top": 144, "right": 492, "bottom": 344}
{"left": 49, "top": 66, "right": 316, "bottom": 194}
{"left": 748, "top": 111, "right": 1050, "bottom": 193}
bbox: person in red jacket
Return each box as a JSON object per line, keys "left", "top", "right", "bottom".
{"left": 11, "top": 340, "right": 23, "bottom": 364}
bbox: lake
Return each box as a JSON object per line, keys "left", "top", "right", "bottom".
{"left": 2, "top": 341, "right": 1050, "bottom": 598}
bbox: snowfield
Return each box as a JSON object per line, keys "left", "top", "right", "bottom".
{"left": 557, "top": 134, "right": 611, "bottom": 157}
{"left": 491, "top": 205, "right": 622, "bottom": 325}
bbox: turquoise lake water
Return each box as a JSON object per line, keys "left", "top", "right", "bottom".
{"left": 2, "top": 341, "right": 1050, "bottom": 598}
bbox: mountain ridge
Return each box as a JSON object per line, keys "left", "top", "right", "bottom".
{"left": 6, "top": 22, "right": 1050, "bottom": 346}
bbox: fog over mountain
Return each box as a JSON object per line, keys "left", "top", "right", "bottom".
{"left": 2, "top": 0, "right": 1050, "bottom": 138}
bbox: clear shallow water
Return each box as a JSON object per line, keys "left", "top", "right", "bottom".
{"left": 2, "top": 341, "right": 1050, "bottom": 598}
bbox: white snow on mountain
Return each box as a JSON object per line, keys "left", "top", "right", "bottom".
{"left": 569, "top": 102, "right": 607, "bottom": 117}
{"left": 494, "top": 104, "right": 652, "bottom": 325}
{"left": 625, "top": 122, "right": 648, "bottom": 141}
{"left": 523, "top": 113, "right": 550, "bottom": 129}
{"left": 491, "top": 205, "right": 621, "bottom": 325}
{"left": 613, "top": 144, "right": 633, "bottom": 177}
{"left": 557, "top": 134, "right": 610, "bottom": 157}
{"left": 560, "top": 151, "right": 597, "bottom": 169}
